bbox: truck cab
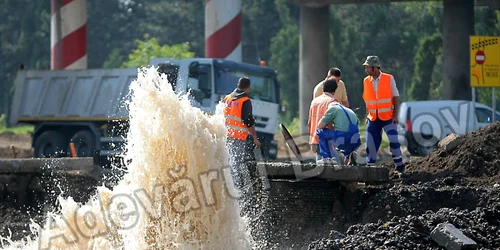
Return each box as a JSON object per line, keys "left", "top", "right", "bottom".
{"left": 151, "top": 58, "right": 280, "bottom": 159}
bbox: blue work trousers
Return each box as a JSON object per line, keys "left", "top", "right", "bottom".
{"left": 316, "top": 129, "right": 361, "bottom": 159}
{"left": 365, "top": 118, "right": 404, "bottom": 167}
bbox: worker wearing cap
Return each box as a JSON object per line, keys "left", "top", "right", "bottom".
{"left": 224, "top": 77, "right": 261, "bottom": 192}
{"left": 362, "top": 56, "right": 405, "bottom": 175}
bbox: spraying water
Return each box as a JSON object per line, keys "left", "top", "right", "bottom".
{"left": 1, "top": 67, "right": 252, "bottom": 249}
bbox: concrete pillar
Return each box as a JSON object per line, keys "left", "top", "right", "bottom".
{"left": 51, "top": 0, "right": 87, "bottom": 69}
{"left": 443, "top": 0, "right": 474, "bottom": 100}
{"left": 205, "top": 0, "right": 242, "bottom": 62}
{"left": 299, "top": 6, "right": 329, "bottom": 134}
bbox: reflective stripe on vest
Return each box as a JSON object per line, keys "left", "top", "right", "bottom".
{"left": 309, "top": 94, "right": 336, "bottom": 144}
{"left": 223, "top": 95, "right": 250, "bottom": 140}
{"left": 363, "top": 73, "right": 394, "bottom": 121}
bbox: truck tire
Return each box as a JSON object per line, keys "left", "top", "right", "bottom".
{"left": 407, "top": 147, "right": 418, "bottom": 156}
{"left": 34, "top": 131, "right": 67, "bottom": 158}
{"left": 417, "top": 143, "right": 437, "bottom": 156}
{"left": 70, "top": 130, "right": 96, "bottom": 157}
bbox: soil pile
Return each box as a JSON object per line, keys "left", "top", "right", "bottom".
{"left": 308, "top": 122, "right": 500, "bottom": 249}
{"left": 308, "top": 180, "right": 500, "bottom": 249}
{"left": 406, "top": 121, "right": 500, "bottom": 183}
{"left": 309, "top": 201, "right": 500, "bottom": 249}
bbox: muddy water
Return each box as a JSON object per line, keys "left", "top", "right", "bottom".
{"left": 1, "top": 67, "right": 252, "bottom": 249}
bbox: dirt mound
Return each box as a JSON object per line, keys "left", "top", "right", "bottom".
{"left": 406, "top": 122, "right": 500, "bottom": 183}
{"left": 309, "top": 203, "right": 500, "bottom": 249}
{"left": 308, "top": 182, "right": 500, "bottom": 249}
{"left": 306, "top": 123, "right": 500, "bottom": 249}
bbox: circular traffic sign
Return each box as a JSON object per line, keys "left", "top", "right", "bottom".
{"left": 475, "top": 50, "right": 485, "bottom": 64}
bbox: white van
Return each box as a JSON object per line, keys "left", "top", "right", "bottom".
{"left": 397, "top": 100, "right": 500, "bottom": 156}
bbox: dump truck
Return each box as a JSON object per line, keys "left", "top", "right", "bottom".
{"left": 9, "top": 58, "right": 280, "bottom": 162}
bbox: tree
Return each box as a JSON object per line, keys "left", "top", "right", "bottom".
{"left": 409, "top": 33, "right": 443, "bottom": 101}
{"left": 121, "top": 35, "right": 195, "bottom": 68}
{"left": 270, "top": 25, "right": 300, "bottom": 124}
{"left": 88, "top": 0, "right": 146, "bottom": 68}
{"left": 137, "top": 0, "right": 205, "bottom": 57}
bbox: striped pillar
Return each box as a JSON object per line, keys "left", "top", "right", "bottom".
{"left": 205, "top": 0, "right": 242, "bottom": 62}
{"left": 51, "top": 0, "right": 87, "bottom": 70}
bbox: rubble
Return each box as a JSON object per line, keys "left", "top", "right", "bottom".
{"left": 308, "top": 122, "right": 500, "bottom": 249}
{"left": 430, "top": 223, "right": 478, "bottom": 250}
{"left": 438, "top": 133, "right": 462, "bottom": 153}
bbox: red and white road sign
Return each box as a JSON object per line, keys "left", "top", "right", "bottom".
{"left": 475, "top": 50, "right": 485, "bottom": 64}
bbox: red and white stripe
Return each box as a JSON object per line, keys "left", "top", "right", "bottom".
{"left": 51, "top": 0, "right": 87, "bottom": 70}
{"left": 205, "top": 0, "right": 242, "bottom": 62}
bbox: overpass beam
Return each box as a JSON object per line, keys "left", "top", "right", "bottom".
{"left": 443, "top": 0, "right": 474, "bottom": 100}
{"left": 299, "top": 6, "right": 330, "bottom": 134}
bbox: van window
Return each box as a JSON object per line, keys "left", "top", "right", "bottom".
{"left": 475, "top": 108, "right": 500, "bottom": 123}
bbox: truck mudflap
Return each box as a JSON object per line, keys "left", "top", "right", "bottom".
{"left": 93, "top": 136, "right": 127, "bottom": 168}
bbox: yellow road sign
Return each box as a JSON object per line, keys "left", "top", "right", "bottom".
{"left": 470, "top": 36, "right": 500, "bottom": 87}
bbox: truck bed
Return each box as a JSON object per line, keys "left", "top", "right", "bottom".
{"left": 9, "top": 69, "right": 138, "bottom": 125}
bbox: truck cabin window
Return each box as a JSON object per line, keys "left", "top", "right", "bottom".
{"left": 215, "top": 69, "right": 277, "bottom": 103}
{"left": 157, "top": 63, "right": 179, "bottom": 91}
{"left": 188, "top": 63, "right": 212, "bottom": 107}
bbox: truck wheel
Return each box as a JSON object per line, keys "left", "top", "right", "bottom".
{"left": 417, "top": 143, "right": 437, "bottom": 156}
{"left": 70, "top": 130, "right": 96, "bottom": 157}
{"left": 34, "top": 131, "right": 67, "bottom": 158}
{"left": 407, "top": 147, "right": 418, "bottom": 156}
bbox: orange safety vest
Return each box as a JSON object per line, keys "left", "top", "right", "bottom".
{"left": 363, "top": 72, "right": 394, "bottom": 121}
{"left": 223, "top": 95, "right": 250, "bottom": 140}
{"left": 308, "top": 93, "right": 336, "bottom": 144}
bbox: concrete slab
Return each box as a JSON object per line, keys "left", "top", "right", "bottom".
{"left": 438, "top": 133, "right": 462, "bottom": 152}
{"left": 256, "top": 162, "right": 389, "bottom": 183}
{"left": 431, "top": 223, "right": 478, "bottom": 250}
{"left": 0, "top": 157, "right": 94, "bottom": 173}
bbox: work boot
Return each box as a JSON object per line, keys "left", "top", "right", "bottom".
{"left": 347, "top": 152, "right": 357, "bottom": 165}
{"left": 317, "top": 158, "right": 337, "bottom": 166}
{"left": 395, "top": 164, "right": 407, "bottom": 178}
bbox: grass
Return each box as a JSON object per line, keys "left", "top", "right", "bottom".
{"left": 0, "top": 125, "right": 34, "bottom": 135}
{"left": 0, "top": 114, "right": 34, "bottom": 135}
{"left": 358, "top": 123, "right": 391, "bottom": 149}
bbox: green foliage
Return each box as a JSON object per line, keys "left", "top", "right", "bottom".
{"left": 121, "top": 35, "right": 195, "bottom": 68}
{"left": 138, "top": 0, "right": 205, "bottom": 57}
{"left": 242, "top": 0, "right": 290, "bottom": 64}
{"left": 0, "top": 114, "right": 33, "bottom": 134}
{"left": 102, "top": 48, "right": 126, "bottom": 69}
{"left": 1, "top": 0, "right": 499, "bottom": 125}
{"left": 0, "top": 114, "right": 5, "bottom": 131}
{"left": 284, "top": 117, "right": 302, "bottom": 136}
{"left": 270, "top": 24, "right": 299, "bottom": 125}
{"left": 409, "top": 33, "right": 443, "bottom": 101}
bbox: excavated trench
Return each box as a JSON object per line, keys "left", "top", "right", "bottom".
{"left": 1, "top": 122, "right": 500, "bottom": 249}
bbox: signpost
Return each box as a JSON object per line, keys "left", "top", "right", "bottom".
{"left": 470, "top": 36, "right": 500, "bottom": 124}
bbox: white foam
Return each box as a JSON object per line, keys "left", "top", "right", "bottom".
{"left": 1, "top": 66, "right": 252, "bottom": 250}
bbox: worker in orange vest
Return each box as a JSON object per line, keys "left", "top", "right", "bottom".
{"left": 362, "top": 56, "right": 405, "bottom": 176}
{"left": 223, "top": 77, "right": 260, "bottom": 191}
{"left": 308, "top": 78, "right": 338, "bottom": 163}
{"left": 315, "top": 78, "right": 361, "bottom": 165}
